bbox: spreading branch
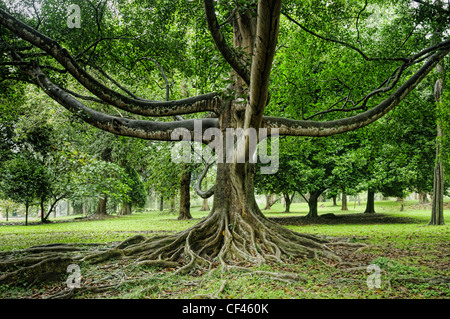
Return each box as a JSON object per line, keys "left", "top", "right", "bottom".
{"left": 0, "top": 8, "right": 220, "bottom": 117}
{"left": 21, "top": 62, "right": 219, "bottom": 143}
{"left": 262, "top": 44, "right": 450, "bottom": 137}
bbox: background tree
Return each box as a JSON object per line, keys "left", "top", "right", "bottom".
{"left": 0, "top": 155, "right": 50, "bottom": 225}
{"left": 119, "top": 165, "right": 146, "bottom": 215}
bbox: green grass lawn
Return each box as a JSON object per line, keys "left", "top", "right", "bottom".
{"left": 0, "top": 199, "right": 448, "bottom": 299}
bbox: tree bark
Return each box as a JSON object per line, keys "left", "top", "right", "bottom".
{"left": 341, "top": 188, "right": 348, "bottom": 211}
{"left": 419, "top": 191, "right": 429, "bottom": 204}
{"left": 263, "top": 194, "right": 280, "bottom": 210}
{"left": 96, "top": 194, "right": 108, "bottom": 216}
{"left": 364, "top": 190, "right": 376, "bottom": 214}
{"left": 25, "top": 203, "right": 29, "bottom": 226}
{"left": 178, "top": 164, "right": 192, "bottom": 220}
{"left": 283, "top": 193, "right": 292, "bottom": 213}
{"left": 306, "top": 190, "right": 323, "bottom": 218}
{"left": 159, "top": 196, "right": 164, "bottom": 212}
{"left": 40, "top": 198, "right": 45, "bottom": 223}
{"left": 430, "top": 154, "right": 445, "bottom": 225}
{"left": 200, "top": 198, "right": 210, "bottom": 211}
{"left": 399, "top": 198, "right": 405, "bottom": 211}
{"left": 120, "top": 202, "right": 132, "bottom": 215}
{"left": 332, "top": 195, "right": 337, "bottom": 206}
{"left": 430, "top": 9, "right": 445, "bottom": 225}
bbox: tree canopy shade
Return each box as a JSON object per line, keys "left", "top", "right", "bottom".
{"left": 1, "top": 0, "right": 449, "bottom": 272}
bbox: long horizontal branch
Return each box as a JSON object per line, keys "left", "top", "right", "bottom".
{"left": 0, "top": 8, "right": 220, "bottom": 117}
{"left": 262, "top": 45, "right": 450, "bottom": 137}
{"left": 23, "top": 62, "right": 219, "bottom": 142}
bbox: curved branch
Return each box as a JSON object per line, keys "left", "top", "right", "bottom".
{"left": 282, "top": 12, "right": 408, "bottom": 62}
{"left": 23, "top": 62, "right": 219, "bottom": 142}
{"left": 0, "top": 8, "right": 220, "bottom": 117}
{"left": 203, "top": 0, "right": 251, "bottom": 85}
{"left": 263, "top": 45, "right": 450, "bottom": 137}
{"left": 196, "top": 161, "right": 215, "bottom": 199}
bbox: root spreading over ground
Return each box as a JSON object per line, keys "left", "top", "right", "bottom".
{"left": 1, "top": 210, "right": 448, "bottom": 299}
{"left": 0, "top": 209, "right": 346, "bottom": 290}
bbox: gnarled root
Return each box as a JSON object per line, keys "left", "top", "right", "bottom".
{"left": 108, "top": 207, "right": 341, "bottom": 275}
{"left": 0, "top": 208, "right": 341, "bottom": 287}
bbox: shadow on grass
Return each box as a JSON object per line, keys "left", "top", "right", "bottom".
{"left": 269, "top": 213, "right": 416, "bottom": 226}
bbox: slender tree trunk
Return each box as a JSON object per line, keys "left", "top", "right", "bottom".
{"left": 341, "top": 188, "right": 348, "bottom": 211}
{"left": 430, "top": 0, "right": 445, "bottom": 225}
{"left": 159, "top": 196, "right": 164, "bottom": 212}
{"left": 5, "top": 207, "right": 8, "bottom": 222}
{"left": 25, "top": 203, "right": 29, "bottom": 226}
{"left": 40, "top": 198, "right": 45, "bottom": 223}
{"left": 364, "top": 190, "right": 376, "bottom": 214}
{"left": 430, "top": 124, "right": 445, "bottom": 225}
{"left": 178, "top": 163, "right": 192, "bottom": 220}
{"left": 332, "top": 195, "right": 337, "bottom": 206}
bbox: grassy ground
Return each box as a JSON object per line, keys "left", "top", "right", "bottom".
{"left": 0, "top": 199, "right": 449, "bottom": 299}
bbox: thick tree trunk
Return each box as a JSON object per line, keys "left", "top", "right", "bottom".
{"left": 121, "top": 95, "right": 337, "bottom": 271}
{"left": 364, "top": 190, "right": 376, "bottom": 214}
{"left": 306, "top": 191, "right": 323, "bottom": 219}
{"left": 96, "top": 194, "right": 108, "bottom": 216}
{"left": 283, "top": 193, "right": 292, "bottom": 213}
{"left": 419, "top": 191, "right": 429, "bottom": 204}
{"left": 341, "top": 188, "right": 348, "bottom": 211}
{"left": 430, "top": 157, "right": 445, "bottom": 225}
{"left": 399, "top": 198, "right": 405, "bottom": 211}
{"left": 200, "top": 198, "right": 210, "bottom": 211}
{"left": 120, "top": 202, "right": 132, "bottom": 215}
{"left": 263, "top": 194, "right": 279, "bottom": 210}
{"left": 178, "top": 164, "right": 192, "bottom": 220}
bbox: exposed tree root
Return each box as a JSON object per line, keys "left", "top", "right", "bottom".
{"left": 0, "top": 256, "right": 73, "bottom": 285}
{"left": 0, "top": 208, "right": 344, "bottom": 288}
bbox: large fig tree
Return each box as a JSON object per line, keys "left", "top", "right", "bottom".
{"left": 0, "top": 0, "right": 449, "bottom": 275}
